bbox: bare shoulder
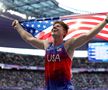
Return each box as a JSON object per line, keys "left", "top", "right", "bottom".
{"left": 64, "top": 38, "right": 76, "bottom": 50}
{"left": 43, "top": 40, "right": 51, "bottom": 50}
{"left": 64, "top": 38, "right": 75, "bottom": 58}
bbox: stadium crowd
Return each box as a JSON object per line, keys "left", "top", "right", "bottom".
{"left": 73, "top": 58, "right": 108, "bottom": 69}
{"left": 1, "top": 52, "right": 108, "bottom": 68}
{"left": 0, "top": 69, "right": 45, "bottom": 90}
{"left": 0, "top": 52, "right": 44, "bottom": 66}
{"left": 0, "top": 52, "right": 108, "bottom": 90}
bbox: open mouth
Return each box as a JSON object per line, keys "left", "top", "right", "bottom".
{"left": 52, "top": 29, "right": 59, "bottom": 32}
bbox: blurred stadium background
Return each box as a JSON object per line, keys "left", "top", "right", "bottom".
{"left": 0, "top": 0, "right": 108, "bottom": 90}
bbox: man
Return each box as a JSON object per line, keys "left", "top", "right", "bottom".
{"left": 12, "top": 14, "right": 108, "bottom": 90}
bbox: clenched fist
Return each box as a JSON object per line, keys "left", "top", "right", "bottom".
{"left": 12, "top": 20, "right": 20, "bottom": 29}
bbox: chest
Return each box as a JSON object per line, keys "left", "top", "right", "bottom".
{"left": 46, "top": 45, "right": 66, "bottom": 62}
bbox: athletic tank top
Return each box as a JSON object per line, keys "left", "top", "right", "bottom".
{"left": 45, "top": 42, "right": 72, "bottom": 90}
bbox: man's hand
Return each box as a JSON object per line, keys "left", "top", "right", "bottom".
{"left": 105, "top": 14, "right": 108, "bottom": 23}
{"left": 12, "top": 20, "right": 19, "bottom": 29}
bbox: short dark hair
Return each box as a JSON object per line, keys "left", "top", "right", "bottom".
{"left": 53, "top": 21, "right": 69, "bottom": 37}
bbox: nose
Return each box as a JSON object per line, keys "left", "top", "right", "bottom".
{"left": 53, "top": 26, "right": 57, "bottom": 29}
{"left": 52, "top": 26, "right": 56, "bottom": 31}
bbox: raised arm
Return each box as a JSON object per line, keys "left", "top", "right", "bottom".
{"left": 12, "top": 20, "right": 47, "bottom": 49}
{"left": 67, "top": 14, "right": 108, "bottom": 49}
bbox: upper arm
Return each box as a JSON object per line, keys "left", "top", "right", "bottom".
{"left": 66, "top": 34, "right": 89, "bottom": 49}
{"left": 26, "top": 37, "right": 48, "bottom": 49}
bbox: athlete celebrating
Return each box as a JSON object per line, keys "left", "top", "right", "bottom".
{"left": 12, "top": 14, "right": 108, "bottom": 90}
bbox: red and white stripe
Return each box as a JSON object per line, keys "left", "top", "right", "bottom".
{"left": 37, "top": 12, "right": 108, "bottom": 41}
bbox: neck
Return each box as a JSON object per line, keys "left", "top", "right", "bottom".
{"left": 52, "top": 37, "right": 63, "bottom": 46}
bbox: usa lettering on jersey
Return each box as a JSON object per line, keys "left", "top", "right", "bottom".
{"left": 47, "top": 54, "right": 61, "bottom": 62}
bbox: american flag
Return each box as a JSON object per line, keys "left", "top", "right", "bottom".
{"left": 20, "top": 12, "right": 108, "bottom": 41}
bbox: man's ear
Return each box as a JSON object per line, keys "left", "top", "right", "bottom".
{"left": 63, "top": 30, "right": 67, "bottom": 38}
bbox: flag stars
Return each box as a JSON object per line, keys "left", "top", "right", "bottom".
{"left": 30, "top": 30, "right": 33, "bottom": 33}
{"left": 37, "top": 24, "right": 41, "bottom": 28}
{"left": 45, "top": 21, "right": 49, "bottom": 23}
{"left": 39, "top": 21, "right": 42, "bottom": 23}
{"left": 31, "top": 24, "right": 34, "bottom": 27}
{"left": 35, "top": 30, "right": 39, "bottom": 33}
{"left": 26, "top": 24, "right": 29, "bottom": 27}
{"left": 51, "top": 21, "right": 54, "bottom": 25}
{"left": 43, "top": 25, "right": 46, "bottom": 28}
{"left": 21, "top": 23, "right": 24, "bottom": 26}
